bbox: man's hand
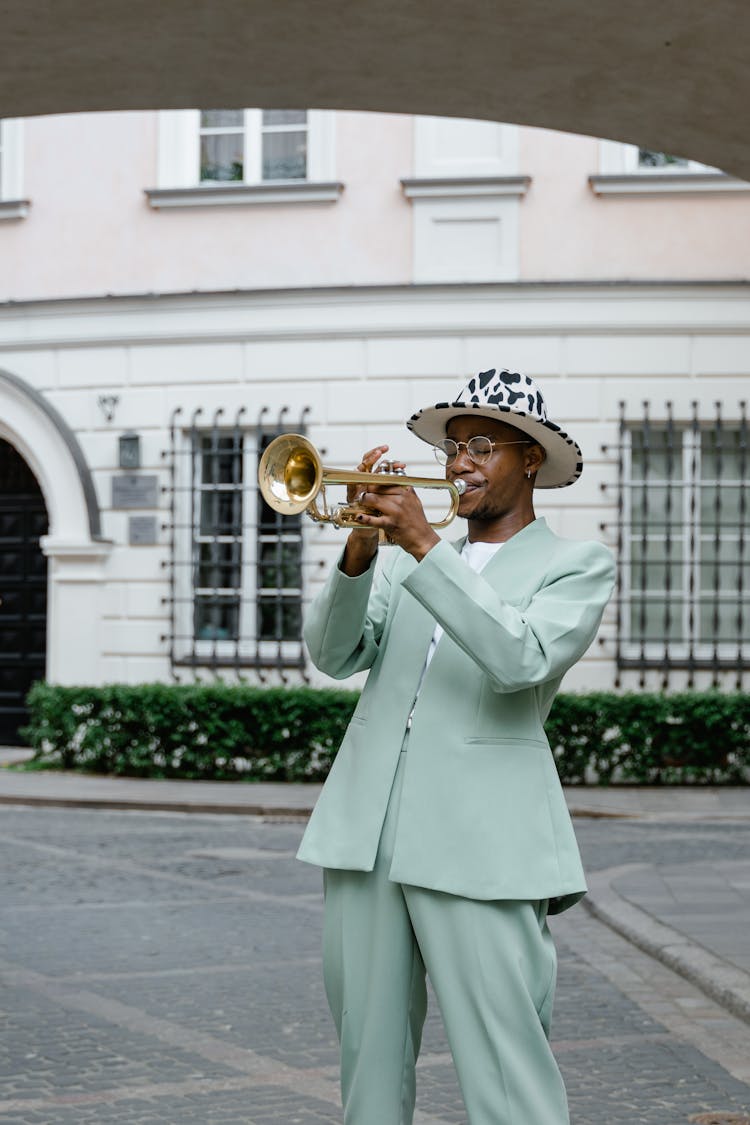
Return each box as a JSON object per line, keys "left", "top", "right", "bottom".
{"left": 340, "top": 446, "right": 439, "bottom": 573}
{"left": 340, "top": 446, "right": 388, "bottom": 576}
{"left": 353, "top": 474, "right": 440, "bottom": 562}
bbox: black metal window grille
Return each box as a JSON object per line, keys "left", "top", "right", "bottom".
{"left": 164, "top": 406, "right": 308, "bottom": 678}
{"left": 607, "top": 400, "right": 748, "bottom": 687}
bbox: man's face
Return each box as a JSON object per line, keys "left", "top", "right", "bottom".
{"left": 444, "top": 415, "right": 539, "bottom": 522}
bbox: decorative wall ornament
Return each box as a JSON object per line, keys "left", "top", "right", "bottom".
{"left": 97, "top": 394, "right": 120, "bottom": 423}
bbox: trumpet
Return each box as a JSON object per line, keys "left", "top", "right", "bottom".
{"left": 258, "top": 433, "right": 465, "bottom": 532}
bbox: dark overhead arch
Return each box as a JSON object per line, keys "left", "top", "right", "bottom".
{"left": 1, "top": 1, "right": 749, "bottom": 179}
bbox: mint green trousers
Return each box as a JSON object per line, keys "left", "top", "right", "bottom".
{"left": 322, "top": 744, "right": 570, "bottom": 1125}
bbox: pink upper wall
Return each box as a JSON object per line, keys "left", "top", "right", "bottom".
{"left": 3, "top": 112, "right": 750, "bottom": 303}
{"left": 0, "top": 110, "right": 413, "bottom": 302}
{"left": 520, "top": 127, "right": 750, "bottom": 281}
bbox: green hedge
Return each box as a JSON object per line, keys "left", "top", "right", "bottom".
{"left": 22, "top": 683, "right": 359, "bottom": 782}
{"left": 545, "top": 692, "right": 750, "bottom": 785}
{"left": 22, "top": 683, "right": 750, "bottom": 784}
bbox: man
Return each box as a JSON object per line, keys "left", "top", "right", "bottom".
{"left": 296, "top": 369, "right": 615, "bottom": 1124}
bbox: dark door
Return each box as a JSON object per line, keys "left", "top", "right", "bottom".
{"left": 0, "top": 439, "right": 48, "bottom": 744}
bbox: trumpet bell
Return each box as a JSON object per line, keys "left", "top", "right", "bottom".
{"left": 258, "top": 433, "right": 323, "bottom": 515}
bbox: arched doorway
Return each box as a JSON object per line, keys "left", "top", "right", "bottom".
{"left": 0, "top": 438, "right": 49, "bottom": 743}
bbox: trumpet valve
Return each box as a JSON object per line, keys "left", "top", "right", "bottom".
{"left": 374, "top": 459, "right": 406, "bottom": 476}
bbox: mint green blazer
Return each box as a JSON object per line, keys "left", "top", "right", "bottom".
{"left": 296, "top": 517, "right": 615, "bottom": 914}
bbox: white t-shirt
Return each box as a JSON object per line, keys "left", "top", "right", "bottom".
{"left": 409, "top": 538, "right": 504, "bottom": 717}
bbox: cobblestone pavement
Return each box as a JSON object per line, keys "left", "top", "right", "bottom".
{"left": 1, "top": 808, "right": 749, "bottom": 1124}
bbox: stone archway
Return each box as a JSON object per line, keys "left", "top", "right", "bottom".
{"left": 0, "top": 369, "right": 110, "bottom": 695}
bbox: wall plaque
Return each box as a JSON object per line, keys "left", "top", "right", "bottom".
{"left": 112, "top": 474, "right": 159, "bottom": 509}
{"left": 129, "top": 515, "right": 159, "bottom": 546}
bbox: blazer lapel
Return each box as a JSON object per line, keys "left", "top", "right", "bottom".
{"left": 463, "top": 516, "right": 553, "bottom": 584}
{"left": 399, "top": 520, "right": 552, "bottom": 695}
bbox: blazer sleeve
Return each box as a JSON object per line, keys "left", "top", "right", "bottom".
{"left": 402, "top": 537, "right": 615, "bottom": 693}
{"left": 303, "top": 548, "right": 396, "bottom": 679}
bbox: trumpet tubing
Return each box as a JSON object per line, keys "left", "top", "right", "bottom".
{"left": 258, "top": 433, "right": 464, "bottom": 531}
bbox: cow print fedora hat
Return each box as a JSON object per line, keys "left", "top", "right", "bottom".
{"left": 407, "top": 368, "right": 583, "bottom": 489}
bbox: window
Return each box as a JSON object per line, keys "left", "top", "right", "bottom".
{"left": 193, "top": 432, "right": 243, "bottom": 642}
{"left": 637, "top": 149, "right": 690, "bottom": 170}
{"left": 591, "top": 139, "right": 748, "bottom": 195}
{"left": 612, "top": 402, "right": 749, "bottom": 685}
{"left": 150, "top": 109, "right": 339, "bottom": 207}
{"left": 0, "top": 119, "right": 28, "bottom": 219}
{"left": 198, "top": 109, "right": 308, "bottom": 183}
{"left": 599, "top": 140, "right": 719, "bottom": 176}
{"left": 257, "top": 433, "right": 304, "bottom": 644}
{"left": 166, "top": 413, "right": 305, "bottom": 674}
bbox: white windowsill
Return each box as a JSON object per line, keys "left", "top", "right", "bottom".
{"left": 400, "top": 176, "right": 531, "bottom": 200}
{"left": 589, "top": 173, "right": 750, "bottom": 196}
{"left": 0, "top": 199, "right": 30, "bottom": 220}
{"left": 145, "top": 181, "right": 345, "bottom": 209}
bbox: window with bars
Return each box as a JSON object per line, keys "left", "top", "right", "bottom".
{"left": 613, "top": 402, "right": 748, "bottom": 685}
{"left": 167, "top": 412, "right": 305, "bottom": 673}
{"left": 199, "top": 109, "right": 308, "bottom": 183}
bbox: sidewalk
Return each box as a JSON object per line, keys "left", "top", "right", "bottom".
{"left": 2, "top": 748, "right": 748, "bottom": 821}
{"left": 2, "top": 747, "right": 749, "bottom": 1026}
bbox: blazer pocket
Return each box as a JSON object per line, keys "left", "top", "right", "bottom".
{"left": 464, "top": 735, "right": 547, "bottom": 747}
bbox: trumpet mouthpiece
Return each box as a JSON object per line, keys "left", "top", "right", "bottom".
{"left": 454, "top": 479, "right": 467, "bottom": 495}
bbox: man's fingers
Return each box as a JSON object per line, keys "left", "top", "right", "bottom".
{"left": 354, "top": 511, "right": 387, "bottom": 529}
{"left": 349, "top": 446, "right": 389, "bottom": 503}
{"left": 357, "top": 445, "right": 389, "bottom": 471}
{"left": 359, "top": 486, "right": 414, "bottom": 506}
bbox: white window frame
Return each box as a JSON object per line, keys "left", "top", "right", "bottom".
{"left": 599, "top": 139, "right": 716, "bottom": 176}
{"left": 0, "top": 120, "right": 28, "bottom": 219}
{"left": 592, "top": 139, "right": 749, "bottom": 195}
{"left": 154, "top": 109, "right": 337, "bottom": 205}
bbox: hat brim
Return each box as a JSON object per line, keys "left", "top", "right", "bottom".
{"left": 407, "top": 402, "right": 583, "bottom": 489}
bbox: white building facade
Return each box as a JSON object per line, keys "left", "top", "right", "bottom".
{"left": 1, "top": 110, "right": 749, "bottom": 740}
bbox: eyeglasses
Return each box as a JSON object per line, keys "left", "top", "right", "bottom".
{"left": 433, "top": 436, "right": 529, "bottom": 466}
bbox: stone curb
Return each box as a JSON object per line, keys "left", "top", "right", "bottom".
{"left": 0, "top": 794, "right": 310, "bottom": 818}
{"left": 0, "top": 789, "right": 643, "bottom": 821}
{"left": 584, "top": 863, "right": 750, "bottom": 1026}
{"left": 1, "top": 774, "right": 748, "bottom": 822}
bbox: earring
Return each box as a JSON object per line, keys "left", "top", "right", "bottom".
{"left": 526, "top": 470, "right": 532, "bottom": 479}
